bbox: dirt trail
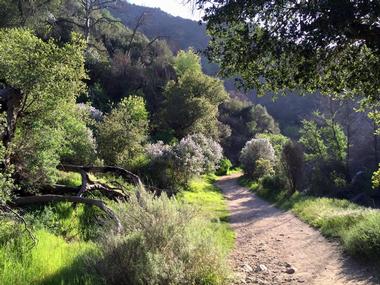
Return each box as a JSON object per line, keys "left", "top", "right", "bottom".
{"left": 216, "top": 175, "right": 379, "bottom": 285}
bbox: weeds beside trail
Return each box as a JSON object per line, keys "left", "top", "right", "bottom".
{"left": 179, "top": 175, "right": 235, "bottom": 252}
{"left": 240, "top": 177, "right": 380, "bottom": 266}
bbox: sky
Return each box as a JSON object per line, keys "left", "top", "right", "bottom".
{"left": 127, "top": 0, "right": 203, "bottom": 21}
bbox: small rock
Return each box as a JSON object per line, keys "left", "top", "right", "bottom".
{"left": 256, "top": 264, "right": 268, "bottom": 272}
{"left": 243, "top": 263, "right": 253, "bottom": 272}
{"left": 285, "top": 267, "right": 296, "bottom": 274}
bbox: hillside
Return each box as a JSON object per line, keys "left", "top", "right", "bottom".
{"left": 110, "top": 0, "right": 208, "bottom": 52}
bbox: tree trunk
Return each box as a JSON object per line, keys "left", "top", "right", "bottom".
{"left": 0, "top": 87, "right": 24, "bottom": 169}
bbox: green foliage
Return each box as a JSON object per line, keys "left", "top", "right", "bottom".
{"left": 216, "top": 158, "right": 233, "bottom": 176}
{"left": 56, "top": 171, "right": 82, "bottom": 187}
{"left": 343, "top": 213, "right": 380, "bottom": 261}
{"left": 299, "top": 115, "right": 347, "bottom": 163}
{"left": 299, "top": 120, "right": 328, "bottom": 161}
{"left": 248, "top": 105, "right": 280, "bottom": 135}
{"left": 0, "top": 141, "right": 15, "bottom": 202}
{"left": 162, "top": 54, "right": 228, "bottom": 139}
{"left": 0, "top": 229, "right": 101, "bottom": 285}
{"left": 253, "top": 159, "right": 275, "bottom": 180}
{"left": 196, "top": 0, "right": 380, "bottom": 125}
{"left": 26, "top": 202, "right": 103, "bottom": 241}
{"left": 239, "top": 138, "right": 276, "bottom": 178}
{"left": 173, "top": 49, "right": 202, "bottom": 77}
{"left": 97, "top": 95, "right": 149, "bottom": 169}
{"left": 299, "top": 114, "right": 348, "bottom": 195}
{"left": 60, "top": 105, "right": 97, "bottom": 165}
{"left": 257, "top": 133, "right": 289, "bottom": 158}
{"left": 179, "top": 176, "right": 235, "bottom": 250}
{"left": 0, "top": 28, "right": 87, "bottom": 188}
{"left": 372, "top": 165, "right": 380, "bottom": 189}
{"left": 96, "top": 186, "right": 230, "bottom": 285}
{"left": 219, "top": 98, "right": 279, "bottom": 163}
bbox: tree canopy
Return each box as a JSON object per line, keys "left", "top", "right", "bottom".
{"left": 193, "top": 0, "right": 380, "bottom": 124}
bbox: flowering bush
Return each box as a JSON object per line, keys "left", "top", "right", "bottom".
{"left": 239, "top": 138, "right": 275, "bottom": 178}
{"left": 146, "top": 141, "right": 172, "bottom": 159}
{"left": 145, "top": 134, "right": 223, "bottom": 192}
{"left": 186, "top": 134, "right": 224, "bottom": 173}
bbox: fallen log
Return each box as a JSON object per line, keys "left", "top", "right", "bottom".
{"left": 57, "top": 164, "right": 143, "bottom": 187}
{"left": 12, "top": 195, "right": 123, "bottom": 234}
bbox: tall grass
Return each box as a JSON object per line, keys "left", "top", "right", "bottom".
{"left": 0, "top": 229, "right": 102, "bottom": 285}
{"left": 178, "top": 175, "right": 235, "bottom": 251}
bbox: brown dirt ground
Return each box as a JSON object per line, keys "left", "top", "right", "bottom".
{"left": 216, "top": 174, "right": 379, "bottom": 285}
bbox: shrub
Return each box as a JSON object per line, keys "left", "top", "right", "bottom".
{"left": 256, "top": 133, "right": 288, "bottom": 157}
{"left": 239, "top": 138, "right": 275, "bottom": 178}
{"left": 61, "top": 106, "right": 97, "bottom": 165}
{"left": 186, "top": 134, "right": 223, "bottom": 173}
{"left": 372, "top": 164, "right": 380, "bottom": 189}
{"left": 96, "top": 187, "right": 229, "bottom": 285}
{"left": 309, "top": 160, "right": 348, "bottom": 196}
{"left": 254, "top": 159, "right": 274, "bottom": 179}
{"left": 343, "top": 212, "right": 380, "bottom": 261}
{"left": 216, "top": 158, "right": 232, "bottom": 176}
{"left": 281, "top": 141, "right": 304, "bottom": 195}
{"left": 97, "top": 96, "right": 149, "bottom": 169}
{"left": 145, "top": 134, "right": 223, "bottom": 191}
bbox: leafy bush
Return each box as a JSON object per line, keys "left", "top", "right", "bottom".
{"left": 216, "top": 158, "right": 232, "bottom": 176}
{"left": 61, "top": 106, "right": 97, "bottom": 165}
{"left": 281, "top": 141, "right": 304, "bottom": 194}
{"left": 372, "top": 164, "right": 380, "bottom": 189}
{"left": 97, "top": 96, "right": 149, "bottom": 169}
{"left": 0, "top": 140, "right": 15, "bottom": 202}
{"left": 96, "top": 187, "right": 229, "bottom": 285}
{"left": 256, "top": 133, "right": 288, "bottom": 157}
{"left": 254, "top": 159, "right": 274, "bottom": 179}
{"left": 0, "top": 29, "right": 87, "bottom": 190}
{"left": 309, "top": 160, "right": 348, "bottom": 196}
{"left": 162, "top": 54, "right": 228, "bottom": 139}
{"left": 239, "top": 138, "right": 275, "bottom": 178}
{"left": 146, "top": 134, "right": 223, "bottom": 191}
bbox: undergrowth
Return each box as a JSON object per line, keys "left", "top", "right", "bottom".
{"left": 178, "top": 175, "right": 235, "bottom": 251}
{"left": 96, "top": 185, "right": 231, "bottom": 285}
{"left": 0, "top": 228, "right": 102, "bottom": 285}
{"left": 0, "top": 174, "right": 233, "bottom": 285}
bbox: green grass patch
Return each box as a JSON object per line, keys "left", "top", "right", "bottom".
{"left": 56, "top": 171, "right": 82, "bottom": 187}
{"left": 240, "top": 176, "right": 380, "bottom": 266}
{"left": 178, "top": 175, "right": 235, "bottom": 252}
{"left": 0, "top": 229, "right": 102, "bottom": 285}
